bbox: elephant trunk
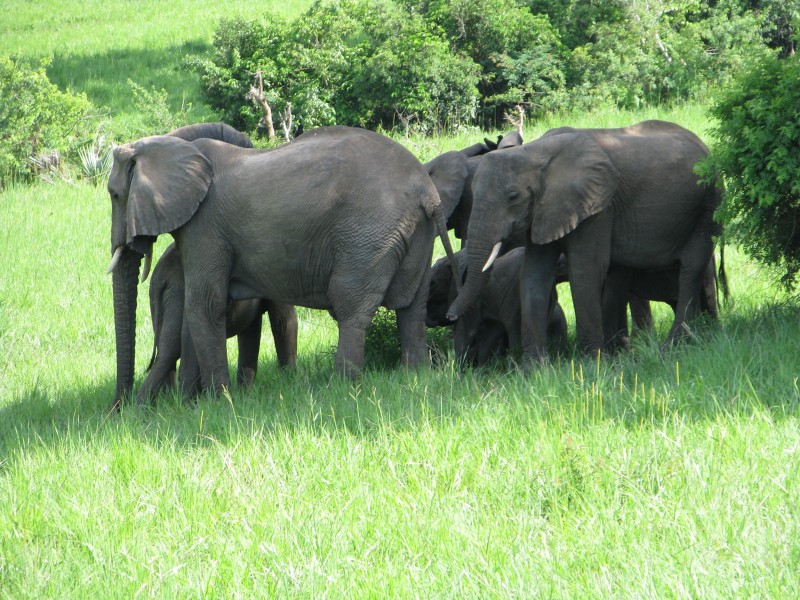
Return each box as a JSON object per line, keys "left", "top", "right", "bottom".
{"left": 111, "top": 247, "right": 142, "bottom": 408}
{"left": 446, "top": 239, "right": 497, "bottom": 321}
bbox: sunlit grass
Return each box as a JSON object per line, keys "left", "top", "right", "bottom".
{"left": 2, "top": 170, "right": 799, "bottom": 596}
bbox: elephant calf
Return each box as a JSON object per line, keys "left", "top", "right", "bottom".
{"left": 137, "top": 243, "right": 298, "bottom": 403}
{"left": 427, "top": 247, "right": 567, "bottom": 365}
{"left": 603, "top": 256, "right": 719, "bottom": 350}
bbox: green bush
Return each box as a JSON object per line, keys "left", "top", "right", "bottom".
{"left": 192, "top": 0, "right": 480, "bottom": 135}
{"left": 0, "top": 56, "right": 95, "bottom": 187}
{"left": 702, "top": 54, "right": 800, "bottom": 287}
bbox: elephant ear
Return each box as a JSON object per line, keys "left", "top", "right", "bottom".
{"left": 530, "top": 134, "right": 619, "bottom": 245}
{"left": 425, "top": 151, "right": 470, "bottom": 219}
{"left": 497, "top": 130, "right": 523, "bottom": 149}
{"left": 124, "top": 136, "right": 213, "bottom": 245}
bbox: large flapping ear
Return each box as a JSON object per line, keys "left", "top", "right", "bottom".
{"left": 530, "top": 134, "right": 619, "bottom": 245}
{"left": 425, "top": 151, "right": 470, "bottom": 219}
{"left": 123, "top": 136, "right": 213, "bottom": 244}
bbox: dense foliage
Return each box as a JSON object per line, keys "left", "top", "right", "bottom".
{"left": 0, "top": 56, "right": 95, "bottom": 187}
{"left": 703, "top": 54, "right": 800, "bottom": 287}
{"left": 192, "top": 0, "right": 791, "bottom": 134}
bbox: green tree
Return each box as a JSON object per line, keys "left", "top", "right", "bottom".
{"left": 702, "top": 54, "right": 800, "bottom": 286}
{"left": 0, "top": 56, "right": 94, "bottom": 187}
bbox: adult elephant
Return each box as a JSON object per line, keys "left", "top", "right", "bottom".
{"left": 424, "top": 131, "right": 523, "bottom": 244}
{"left": 446, "top": 120, "right": 720, "bottom": 361}
{"left": 107, "top": 126, "right": 456, "bottom": 404}
{"left": 138, "top": 243, "right": 297, "bottom": 402}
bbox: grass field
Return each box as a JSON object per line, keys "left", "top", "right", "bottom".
{"left": 2, "top": 2, "right": 800, "bottom": 597}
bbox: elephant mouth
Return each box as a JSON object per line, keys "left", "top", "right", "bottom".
{"left": 108, "top": 238, "right": 156, "bottom": 283}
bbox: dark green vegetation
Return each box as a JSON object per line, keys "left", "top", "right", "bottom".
{"left": 1, "top": 1, "right": 800, "bottom": 596}
{"left": 195, "top": 0, "right": 790, "bottom": 134}
{"left": 702, "top": 54, "right": 800, "bottom": 287}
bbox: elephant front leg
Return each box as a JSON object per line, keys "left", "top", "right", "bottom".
{"left": 565, "top": 213, "right": 612, "bottom": 354}
{"left": 183, "top": 284, "right": 232, "bottom": 395}
{"left": 520, "top": 243, "right": 561, "bottom": 364}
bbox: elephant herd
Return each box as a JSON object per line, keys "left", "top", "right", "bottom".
{"left": 106, "top": 119, "right": 721, "bottom": 408}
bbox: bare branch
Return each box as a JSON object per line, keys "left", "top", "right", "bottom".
{"left": 245, "top": 69, "right": 276, "bottom": 140}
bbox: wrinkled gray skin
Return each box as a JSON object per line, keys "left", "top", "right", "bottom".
{"left": 604, "top": 256, "right": 718, "bottom": 349}
{"left": 447, "top": 120, "right": 720, "bottom": 361}
{"left": 424, "top": 131, "right": 523, "bottom": 245}
{"left": 427, "top": 248, "right": 567, "bottom": 365}
{"left": 108, "top": 126, "right": 456, "bottom": 404}
{"left": 139, "top": 243, "right": 298, "bottom": 402}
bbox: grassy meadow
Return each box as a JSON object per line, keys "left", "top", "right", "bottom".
{"left": 2, "top": 2, "right": 800, "bottom": 597}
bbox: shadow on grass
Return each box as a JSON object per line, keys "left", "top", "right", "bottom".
{"left": 1, "top": 298, "right": 799, "bottom": 463}
{"left": 46, "top": 41, "right": 218, "bottom": 134}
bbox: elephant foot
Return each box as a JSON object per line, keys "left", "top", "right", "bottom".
{"left": 666, "top": 320, "right": 697, "bottom": 346}
{"left": 335, "top": 356, "right": 363, "bottom": 380}
{"left": 237, "top": 367, "right": 257, "bottom": 388}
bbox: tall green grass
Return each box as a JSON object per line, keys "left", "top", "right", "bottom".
{"left": 2, "top": 2, "right": 800, "bottom": 596}
{"left": 1, "top": 1, "right": 314, "bottom": 137}
{"left": 1, "top": 156, "right": 799, "bottom": 596}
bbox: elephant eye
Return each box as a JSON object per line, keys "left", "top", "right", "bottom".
{"left": 507, "top": 191, "right": 521, "bottom": 202}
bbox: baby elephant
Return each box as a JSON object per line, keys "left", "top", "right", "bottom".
{"left": 138, "top": 243, "right": 298, "bottom": 403}
{"left": 427, "top": 247, "right": 568, "bottom": 365}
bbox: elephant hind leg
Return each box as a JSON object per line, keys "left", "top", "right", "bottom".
{"left": 668, "top": 232, "right": 715, "bottom": 344}
{"left": 395, "top": 267, "right": 432, "bottom": 369}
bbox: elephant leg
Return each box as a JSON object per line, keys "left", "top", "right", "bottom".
{"left": 547, "top": 293, "right": 569, "bottom": 351}
{"left": 566, "top": 213, "right": 612, "bottom": 354}
{"left": 178, "top": 318, "right": 202, "bottom": 398}
{"left": 265, "top": 301, "right": 298, "bottom": 368}
{"left": 395, "top": 267, "right": 432, "bottom": 370}
{"left": 629, "top": 295, "right": 654, "bottom": 334}
{"left": 236, "top": 314, "right": 263, "bottom": 388}
{"left": 330, "top": 276, "right": 383, "bottom": 378}
{"left": 520, "top": 242, "right": 561, "bottom": 362}
{"left": 602, "top": 266, "right": 633, "bottom": 351}
{"left": 475, "top": 321, "right": 507, "bottom": 365}
{"left": 669, "top": 232, "right": 715, "bottom": 343}
{"left": 453, "top": 308, "right": 479, "bottom": 365}
{"left": 183, "top": 275, "right": 232, "bottom": 394}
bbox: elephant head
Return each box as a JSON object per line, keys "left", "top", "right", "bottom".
{"left": 424, "top": 131, "right": 524, "bottom": 243}
{"left": 107, "top": 136, "right": 213, "bottom": 407}
{"left": 447, "top": 133, "right": 619, "bottom": 320}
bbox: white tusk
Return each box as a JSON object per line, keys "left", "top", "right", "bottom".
{"left": 107, "top": 246, "right": 124, "bottom": 274}
{"left": 482, "top": 242, "right": 502, "bottom": 272}
{"left": 140, "top": 249, "right": 153, "bottom": 283}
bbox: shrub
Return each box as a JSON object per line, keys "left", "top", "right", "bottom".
{"left": 192, "top": 0, "right": 481, "bottom": 135}
{"left": 0, "top": 56, "right": 95, "bottom": 187}
{"left": 702, "top": 54, "right": 800, "bottom": 286}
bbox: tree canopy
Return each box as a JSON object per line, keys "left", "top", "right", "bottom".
{"left": 191, "top": 0, "right": 794, "bottom": 135}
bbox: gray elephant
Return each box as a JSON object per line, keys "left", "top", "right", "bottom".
{"left": 107, "top": 125, "right": 456, "bottom": 404}
{"left": 131, "top": 122, "right": 297, "bottom": 404}
{"left": 427, "top": 247, "right": 567, "bottom": 365}
{"left": 446, "top": 120, "right": 720, "bottom": 361}
{"left": 424, "top": 131, "right": 523, "bottom": 245}
{"left": 138, "top": 242, "right": 298, "bottom": 401}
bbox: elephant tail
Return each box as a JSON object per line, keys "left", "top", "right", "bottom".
{"left": 717, "top": 236, "right": 730, "bottom": 307}
{"left": 431, "top": 201, "right": 461, "bottom": 295}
